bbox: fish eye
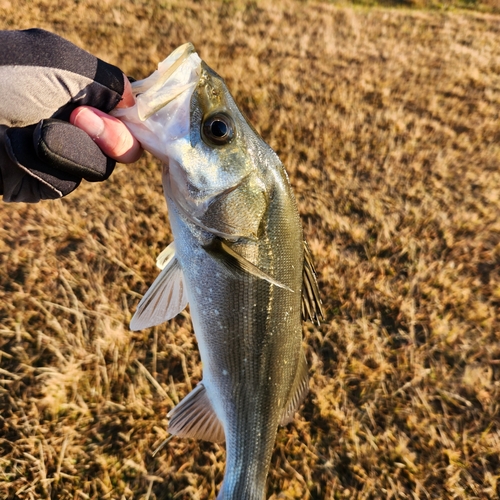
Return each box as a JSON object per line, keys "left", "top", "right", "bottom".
{"left": 202, "top": 113, "right": 235, "bottom": 146}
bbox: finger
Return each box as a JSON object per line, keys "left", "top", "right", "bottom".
{"left": 70, "top": 106, "right": 142, "bottom": 164}
{"left": 117, "top": 75, "right": 136, "bottom": 109}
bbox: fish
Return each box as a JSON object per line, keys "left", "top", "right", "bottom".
{"left": 113, "top": 43, "right": 323, "bottom": 500}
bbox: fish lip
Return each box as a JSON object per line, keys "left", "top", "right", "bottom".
{"left": 132, "top": 42, "right": 200, "bottom": 121}
{"left": 199, "top": 60, "right": 225, "bottom": 82}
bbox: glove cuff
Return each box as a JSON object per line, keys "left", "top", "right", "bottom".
{"left": 5, "top": 125, "right": 80, "bottom": 198}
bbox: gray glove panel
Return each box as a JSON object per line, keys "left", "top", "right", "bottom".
{"left": 0, "top": 29, "right": 127, "bottom": 202}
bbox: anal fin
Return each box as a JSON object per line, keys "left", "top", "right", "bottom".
{"left": 167, "top": 382, "right": 225, "bottom": 443}
{"left": 279, "top": 350, "right": 309, "bottom": 426}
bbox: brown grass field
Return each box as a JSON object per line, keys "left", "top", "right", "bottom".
{"left": 1, "top": 0, "right": 499, "bottom": 498}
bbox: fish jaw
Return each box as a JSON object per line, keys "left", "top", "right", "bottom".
{"left": 111, "top": 43, "right": 201, "bottom": 163}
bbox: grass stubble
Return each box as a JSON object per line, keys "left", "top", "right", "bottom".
{"left": 0, "top": 0, "right": 499, "bottom": 498}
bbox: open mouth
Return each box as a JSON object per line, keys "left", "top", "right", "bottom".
{"left": 132, "top": 43, "right": 201, "bottom": 121}
{"left": 111, "top": 43, "right": 202, "bottom": 163}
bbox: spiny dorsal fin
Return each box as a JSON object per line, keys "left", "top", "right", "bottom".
{"left": 279, "top": 350, "right": 309, "bottom": 426}
{"left": 203, "top": 238, "right": 294, "bottom": 292}
{"left": 302, "top": 241, "right": 324, "bottom": 325}
{"left": 130, "top": 242, "right": 188, "bottom": 331}
{"left": 167, "top": 382, "right": 225, "bottom": 443}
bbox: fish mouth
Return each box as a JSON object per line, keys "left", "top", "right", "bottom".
{"left": 111, "top": 43, "right": 203, "bottom": 163}
{"left": 130, "top": 43, "right": 202, "bottom": 121}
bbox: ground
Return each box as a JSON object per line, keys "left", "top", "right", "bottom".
{"left": 0, "top": 1, "right": 499, "bottom": 499}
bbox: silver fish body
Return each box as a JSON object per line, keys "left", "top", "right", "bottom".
{"left": 125, "top": 51, "right": 322, "bottom": 500}
{"left": 165, "top": 192, "right": 302, "bottom": 499}
{"left": 168, "top": 63, "right": 304, "bottom": 499}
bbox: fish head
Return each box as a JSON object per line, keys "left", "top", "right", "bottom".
{"left": 166, "top": 61, "right": 271, "bottom": 240}
{"left": 113, "top": 44, "right": 273, "bottom": 240}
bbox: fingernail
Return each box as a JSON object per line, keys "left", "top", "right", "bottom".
{"left": 73, "top": 107, "right": 105, "bottom": 139}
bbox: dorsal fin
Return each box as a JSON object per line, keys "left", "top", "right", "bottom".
{"left": 279, "top": 350, "right": 309, "bottom": 426}
{"left": 130, "top": 241, "right": 188, "bottom": 331}
{"left": 302, "top": 241, "right": 324, "bottom": 325}
{"left": 167, "top": 382, "right": 225, "bottom": 443}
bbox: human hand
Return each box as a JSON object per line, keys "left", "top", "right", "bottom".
{"left": 0, "top": 29, "right": 142, "bottom": 203}
{"left": 70, "top": 77, "right": 142, "bottom": 165}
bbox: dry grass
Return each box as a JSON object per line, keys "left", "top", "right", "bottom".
{"left": 337, "top": 0, "right": 499, "bottom": 14}
{"left": 1, "top": 0, "right": 499, "bottom": 499}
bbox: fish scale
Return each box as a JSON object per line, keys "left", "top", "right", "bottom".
{"left": 166, "top": 178, "right": 302, "bottom": 499}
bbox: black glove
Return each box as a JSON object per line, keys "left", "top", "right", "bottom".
{"left": 0, "top": 29, "right": 126, "bottom": 202}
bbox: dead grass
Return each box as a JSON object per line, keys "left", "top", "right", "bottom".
{"left": 334, "top": 0, "right": 499, "bottom": 15}
{"left": 1, "top": 0, "right": 499, "bottom": 499}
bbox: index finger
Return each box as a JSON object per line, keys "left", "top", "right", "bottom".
{"left": 116, "top": 76, "right": 135, "bottom": 109}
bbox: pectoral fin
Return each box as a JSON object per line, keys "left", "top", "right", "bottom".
{"left": 279, "top": 350, "right": 309, "bottom": 426}
{"left": 156, "top": 241, "right": 177, "bottom": 270}
{"left": 167, "top": 382, "right": 225, "bottom": 443}
{"left": 302, "top": 241, "right": 324, "bottom": 325}
{"left": 204, "top": 239, "right": 294, "bottom": 292}
{"left": 130, "top": 242, "right": 188, "bottom": 331}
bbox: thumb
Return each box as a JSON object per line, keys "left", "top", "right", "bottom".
{"left": 70, "top": 106, "right": 142, "bottom": 164}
